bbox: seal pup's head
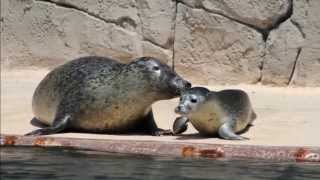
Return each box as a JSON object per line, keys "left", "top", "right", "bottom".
{"left": 175, "top": 87, "right": 210, "bottom": 115}
{"left": 129, "top": 57, "right": 191, "bottom": 99}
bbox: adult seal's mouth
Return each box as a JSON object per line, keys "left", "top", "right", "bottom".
{"left": 172, "top": 78, "right": 191, "bottom": 95}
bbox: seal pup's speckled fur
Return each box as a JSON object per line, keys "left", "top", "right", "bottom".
{"left": 173, "top": 87, "right": 256, "bottom": 140}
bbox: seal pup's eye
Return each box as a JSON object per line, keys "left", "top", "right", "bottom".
{"left": 152, "top": 66, "right": 160, "bottom": 71}
{"left": 191, "top": 98, "right": 197, "bottom": 103}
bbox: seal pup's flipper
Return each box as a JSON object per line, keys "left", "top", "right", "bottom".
{"left": 25, "top": 115, "right": 70, "bottom": 136}
{"left": 173, "top": 116, "right": 189, "bottom": 135}
{"left": 218, "top": 121, "right": 249, "bottom": 140}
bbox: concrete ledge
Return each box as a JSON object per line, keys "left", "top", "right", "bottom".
{"left": 1, "top": 134, "right": 320, "bottom": 162}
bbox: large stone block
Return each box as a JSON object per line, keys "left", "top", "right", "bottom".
{"left": 136, "top": 0, "right": 176, "bottom": 48}
{"left": 1, "top": 0, "right": 174, "bottom": 68}
{"left": 179, "top": 0, "right": 291, "bottom": 29}
{"left": 261, "top": 20, "right": 304, "bottom": 86}
{"left": 174, "top": 3, "right": 264, "bottom": 85}
{"left": 289, "top": 0, "right": 320, "bottom": 86}
{"left": 1, "top": 0, "right": 319, "bottom": 86}
{"left": 257, "top": 0, "right": 320, "bottom": 87}
{"left": 291, "top": 48, "right": 320, "bottom": 86}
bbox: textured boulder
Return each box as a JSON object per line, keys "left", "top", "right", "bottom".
{"left": 136, "top": 0, "right": 176, "bottom": 48}
{"left": 179, "top": 0, "right": 291, "bottom": 30}
{"left": 261, "top": 20, "right": 304, "bottom": 86}
{"left": 1, "top": 0, "right": 141, "bottom": 67}
{"left": 51, "top": 0, "right": 141, "bottom": 32}
{"left": 174, "top": 3, "right": 264, "bottom": 84}
{"left": 1, "top": 0, "right": 174, "bottom": 68}
{"left": 289, "top": 0, "right": 320, "bottom": 86}
{"left": 291, "top": 48, "right": 320, "bottom": 86}
{"left": 261, "top": 0, "right": 320, "bottom": 86}
{"left": 1, "top": 0, "right": 320, "bottom": 86}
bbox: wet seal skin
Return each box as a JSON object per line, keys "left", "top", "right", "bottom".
{"left": 26, "top": 56, "right": 191, "bottom": 136}
{"left": 173, "top": 87, "right": 256, "bottom": 140}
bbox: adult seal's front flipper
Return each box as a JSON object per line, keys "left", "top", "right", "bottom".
{"left": 173, "top": 116, "right": 189, "bottom": 135}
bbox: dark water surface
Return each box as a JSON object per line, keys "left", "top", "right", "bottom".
{"left": 1, "top": 147, "right": 319, "bottom": 180}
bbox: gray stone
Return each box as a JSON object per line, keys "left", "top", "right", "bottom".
{"left": 1, "top": 0, "right": 142, "bottom": 68}
{"left": 136, "top": 0, "right": 176, "bottom": 48}
{"left": 1, "top": 0, "right": 320, "bottom": 87}
{"left": 262, "top": 20, "right": 304, "bottom": 86}
{"left": 260, "top": 0, "right": 320, "bottom": 87}
{"left": 142, "top": 41, "right": 172, "bottom": 64}
{"left": 50, "top": 0, "right": 141, "bottom": 32}
{"left": 290, "top": 48, "right": 320, "bottom": 86}
{"left": 174, "top": 3, "right": 264, "bottom": 85}
{"left": 50, "top": 0, "right": 176, "bottom": 48}
{"left": 1, "top": 0, "right": 173, "bottom": 68}
{"left": 289, "top": 0, "right": 320, "bottom": 86}
{"left": 179, "top": 0, "right": 291, "bottom": 29}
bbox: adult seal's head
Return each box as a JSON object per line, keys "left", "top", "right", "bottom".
{"left": 25, "top": 56, "right": 191, "bottom": 136}
{"left": 128, "top": 57, "right": 191, "bottom": 99}
{"left": 173, "top": 87, "right": 256, "bottom": 140}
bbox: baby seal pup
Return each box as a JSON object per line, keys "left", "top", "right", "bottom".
{"left": 173, "top": 87, "right": 256, "bottom": 140}
{"left": 26, "top": 56, "right": 191, "bottom": 136}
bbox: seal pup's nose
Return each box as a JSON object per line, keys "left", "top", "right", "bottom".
{"left": 175, "top": 105, "right": 188, "bottom": 114}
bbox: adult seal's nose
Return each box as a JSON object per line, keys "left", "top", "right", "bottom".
{"left": 173, "top": 77, "right": 191, "bottom": 90}
{"left": 185, "top": 81, "right": 192, "bottom": 89}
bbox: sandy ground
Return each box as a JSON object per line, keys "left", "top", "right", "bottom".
{"left": 1, "top": 69, "right": 320, "bottom": 147}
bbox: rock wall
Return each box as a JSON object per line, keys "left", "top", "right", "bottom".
{"left": 1, "top": 0, "right": 319, "bottom": 86}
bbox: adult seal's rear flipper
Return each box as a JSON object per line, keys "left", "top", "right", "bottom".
{"left": 25, "top": 115, "right": 71, "bottom": 136}
{"left": 173, "top": 116, "right": 189, "bottom": 135}
{"left": 218, "top": 121, "right": 249, "bottom": 140}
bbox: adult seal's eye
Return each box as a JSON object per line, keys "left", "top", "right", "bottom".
{"left": 152, "top": 66, "right": 160, "bottom": 71}
{"left": 191, "top": 98, "right": 197, "bottom": 103}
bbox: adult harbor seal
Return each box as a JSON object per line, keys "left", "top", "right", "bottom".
{"left": 26, "top": 56, "right": 191, "bottom": 136}
{"left": 173, "top": 87, "right": 256, "bottom": 140}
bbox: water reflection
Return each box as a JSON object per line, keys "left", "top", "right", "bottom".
{"left": 1, "top": 147, "right": 319, "bottom": 180}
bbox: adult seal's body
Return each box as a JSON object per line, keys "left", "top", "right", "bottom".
{"left": 173, "top": 87, "right": 256, "bottom": 140}
{"left": 26, "top": 56, "right": 191, "bottom": 136}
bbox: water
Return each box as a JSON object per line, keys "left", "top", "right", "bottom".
{"left": 1, "top": 147, "right": 319, "bottom": 180}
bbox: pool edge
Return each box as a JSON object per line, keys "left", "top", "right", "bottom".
{"left": 1, "top": 134, "right": 319, "bottom": 162}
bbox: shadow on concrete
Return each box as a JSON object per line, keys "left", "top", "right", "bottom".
{"left": 175, "top": 133, "right": 216, "bottom": 140}
{"left": 174, "top": 124, "right": 254, "bottom": 140}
